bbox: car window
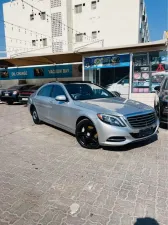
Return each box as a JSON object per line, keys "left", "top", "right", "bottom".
{"left": 37, "top": 85, "right": 53, "bottom": 97}
{"left": 30, "top": 86, "right": 41, "bottom": 90}
{"left": 19, "top": 85, "right": 34, "bottom": 90}
{"left": 163, "top": 79, "right": 168, "bottom": 90}
{"left": 118, "top": 76, "right": 129, "bottom": 85}
{"left": 65, "top": 83, "right": 114, "bottom": 100}
{"left": 51, "top": 85, "right": 66, "bottom": 98}
{"left": 8, "top": 86, "right": 19, "bottom": 90}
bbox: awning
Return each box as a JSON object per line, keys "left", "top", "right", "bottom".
{"left": 0, "top": 40, "right": 166, "bottom": 67}
{"left": 1, "top": 52, "right": 82, "bottom": 67}
{"left": 78, "top": 40, "right": 167, "bottom": 57}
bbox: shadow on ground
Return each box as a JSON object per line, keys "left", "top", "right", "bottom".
{"left": 134, "top": 217, "right": 159, "bottom": 225}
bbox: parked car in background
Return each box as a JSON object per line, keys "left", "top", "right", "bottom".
{"left": 28, "top": 82, "right": 159, "bottom": 149}
{"left": 154, "top": 76, "right": 168, "bottom": 125}
{"left": 1, "top": 84, "right": 34, "bottom": 105}
{"left": 0, "top": 88, "right": 5, "bottom": 103}
{"left": 18, "top": 85, "right": 41, "bottom": 104}
{"left": 106, "top": 75, "right": 129, "bottom": 97}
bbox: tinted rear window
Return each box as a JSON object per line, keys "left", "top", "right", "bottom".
{"left": 8, "top": 86, "right": 19, "bottom": 90}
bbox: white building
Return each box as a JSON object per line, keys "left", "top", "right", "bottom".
{"left": 3, "top": 0, "right": 149, "bottom": 57}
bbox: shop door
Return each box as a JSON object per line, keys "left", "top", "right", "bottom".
{"left": 93, "top": 69, "right": 100, "bottom": 85}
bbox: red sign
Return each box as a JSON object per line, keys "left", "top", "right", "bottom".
{"left": 156, "top": 64, "right": 165, "bottom": 72}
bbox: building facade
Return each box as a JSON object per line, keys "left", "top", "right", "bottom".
{"left": 3, "top": 0, "right": 149, "bottom": 57}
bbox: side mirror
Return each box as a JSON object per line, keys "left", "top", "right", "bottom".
{"left": 55, "top": 95, "right": 67, "bottom": 101}
{"left": 154, "top": 86, "right": 160, "bottom": 92}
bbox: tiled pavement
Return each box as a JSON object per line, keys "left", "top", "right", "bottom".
{"left": 0, "top": 104, "right": 168, "bottom": 225}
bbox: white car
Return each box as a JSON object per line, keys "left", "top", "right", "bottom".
{"left": 106, "top": 76, "right": 129, "bottom": 97}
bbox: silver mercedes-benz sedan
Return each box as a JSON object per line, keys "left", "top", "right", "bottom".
{"left": 28, "top": 82, "right": 159, "bottom": 149}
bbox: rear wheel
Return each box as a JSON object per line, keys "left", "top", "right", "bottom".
{"left": 76, "top": 119, "right": 100, "bottom": 149}
{"left": 31, "top": 107, "right": 41, "bottom": 124}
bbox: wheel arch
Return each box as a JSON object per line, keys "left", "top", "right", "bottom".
{"left": 76, "top": 115, "right": 97, "bottom": 128}
{"left": 30, "top": 104, "right": 36, "bottom": 115}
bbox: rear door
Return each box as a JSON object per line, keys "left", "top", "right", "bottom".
{"left": 34, "top": 85, "right": 53, "bottom": 121}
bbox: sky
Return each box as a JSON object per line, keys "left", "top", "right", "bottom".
{"left": 0, "top": 0, "right": 167, "bottom": 55}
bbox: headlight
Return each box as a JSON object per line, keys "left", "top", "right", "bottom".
{"left": 13, "top": 91, "right": 18, "bottom": 95}
{"left": 97, "top": 113, "right": 126, "bottom": 127}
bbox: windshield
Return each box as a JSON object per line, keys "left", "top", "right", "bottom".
{"left": 64, "top": 83, "right": 114, "bottom": 100}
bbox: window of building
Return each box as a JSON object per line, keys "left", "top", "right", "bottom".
{"left": 30, "top": 14, "right": 34, "bottom": 21}
{"left": 92, "top": 31, "right": 97, "bottom": 39}
{"left": 42, "top": 38, "right": 47, "bottom": 46}
{"left": 91, "top": 1, "right": 96, "bottom": 9}
{"left": 76, "top": 33, "right": 83, "bottom": 42}
{"left": 51, "top": 0, "right": 61, "bottom": 8}
{"left": 40, "top": 12, "right": 46, "bottom": 20}
{"left": 32, "top": 40, "right": 36, "bottom": 46}
{"left": 75, "top": 4, "right": 82, "bottom": 13}
{"left": 142, "top": 15, "right": 145, "bottom": 22}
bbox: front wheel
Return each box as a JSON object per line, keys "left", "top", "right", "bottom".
{"left": 7, "top": 100, "right": 13, "bottom": 105}
{"left": 31, "top": 107, "right": 41, "bottom": 124}
{"left": 76, "top": 119, "right": 100, "bottom": 149}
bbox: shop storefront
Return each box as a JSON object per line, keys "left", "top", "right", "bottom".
{"left": 132, "top": 50, "right": 168, "bottom": 93}
{"left": 83, "top": 49, "right": 168, "bottom": 105}
{"left": 84, "top": 54, "right": 130, "bottom": 98}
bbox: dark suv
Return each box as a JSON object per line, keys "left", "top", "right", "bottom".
{"left": 1, "top": 84, "right": 34, "bottom": 105}
{"left": 154, "top": 77, "right": 168, "bottom": 125}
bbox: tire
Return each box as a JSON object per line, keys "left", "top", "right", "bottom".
{"left": 76, "top": 118, "right": 100, "bottom": 149}
{"left": 7, "top": 101, "right": 13, "bottom": 105}
{"left": 154, "top": 104, "right": 160, "bottom": 118}
{"left": 31, "top": 107, "right": 41, "bottom": 125}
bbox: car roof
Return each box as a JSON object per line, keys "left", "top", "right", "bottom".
{"left": 47, "top": 81, "right": 92, "bottom": 85}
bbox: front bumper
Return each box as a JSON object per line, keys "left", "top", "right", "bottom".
{"left": 18, "top": 96, "right": 29, "bottom": 104}
{"left": 95, "top": 118, "right": 159, "bottom": 146}
{"left": 1, "top": 96, "right": 18, "bottom": 102}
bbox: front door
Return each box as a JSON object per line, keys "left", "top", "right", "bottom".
{"left": 93, "top": 69, "right": 101, "bottom": 85}
{"left": 49, "top": 85, "right": 70, "bottom": 129}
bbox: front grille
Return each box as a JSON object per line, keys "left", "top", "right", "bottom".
{"left": 130, "top": 127, "right": 156, "bottom": 139}
{"left": 127, "top": 112, "right": 156, "bottom": 128}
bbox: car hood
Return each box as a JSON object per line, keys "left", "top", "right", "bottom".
{"left": 74, "top": 97, "right": 154, "bottom": 116}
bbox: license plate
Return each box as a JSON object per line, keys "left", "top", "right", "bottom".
{"left": 139, "top": 127, "right": 153, "bottom": 137}
{"left": 5, "top": 93, "right": 9, "bottom": 96}
{"left": 22, "top": 98, "right": 28, "bottom": 101}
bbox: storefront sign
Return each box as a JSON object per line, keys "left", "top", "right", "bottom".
{"left": 84, "top": 54, "right": 130, "bottom": 69}
{"left": 0, "top": 64, "right": 82, "bottom": 80}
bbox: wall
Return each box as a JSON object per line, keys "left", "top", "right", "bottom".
{"left": 50, "top": 0, "right": 73, "bottom": 52}
{"left": 130, "top": 93, "right": 155, "bottom": 107}
{"left": 72, "top": 0, "right": 143, "bottom": 50}
{"left": 3, "top": 0, "right": 52, "bottom": 57}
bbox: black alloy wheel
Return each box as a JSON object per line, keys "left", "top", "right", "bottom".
{"left": 76, "top": 118, "right": 100, "bottom": 149}
{"left": 31, "top": 107, "right": 41, "bottom": 124}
